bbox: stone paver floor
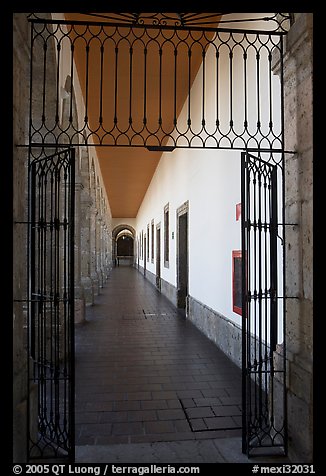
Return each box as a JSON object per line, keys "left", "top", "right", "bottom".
{"left": 76, "top": 438, "right": 289, "bottom": 464}
{"left": 75, "top": 266, "right": 242, "bottom": 447}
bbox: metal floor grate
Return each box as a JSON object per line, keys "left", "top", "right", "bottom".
{"left": 142, "top": 310, "right": 173, "bottom": 319}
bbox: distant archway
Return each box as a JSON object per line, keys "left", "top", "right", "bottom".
{"left": 112, "top": 225, "right": 136, "bottom": 266}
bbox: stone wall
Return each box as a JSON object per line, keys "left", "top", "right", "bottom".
{"left": 282, "top": 13, "right": 313, "bottom": 462}
{"left": 13, "top": 12, "right": 31, "bottom": 463}
{"left": 188, "top": 296, "right": 242, "bottom": 368}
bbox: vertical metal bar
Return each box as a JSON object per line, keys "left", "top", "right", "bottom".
{"left": 55, "top": 41, "right": 61, "bottom": 125}
{"left": 114, "top": 45, "right": 118, "bottom": 126}
{"left": 268, "top": 43, "right": 273, "bottom": 133}
{"left": 243, "top": 42, "right": 248, "bottom": 131}
{"left": 256, "top": 46, "right": 261, "bottom": 132}
{"left": 129, "top": 44, "right": 133, "bottom": 126}
{"left": 84, "top": 42, "right": 90, "bottom": 125}
{"left": 280, "top": 35, "right": 288, "bottom": 455}
{"left": 215, "top": 46, "right": 219, "bottom": 128}
{"left": 202, "top": 48, "right": 206, "bottom": 128}
{"left": 49, "top": 163, "right": 54, "bottom": 434}
{"left": 28, "top": 23, "right": 35, "bottom": 155}
{"left": 42, "top": 41, "right": 47, "bottom": 125}
{"left": 258, "top": 166, "right": 263, "bottom": 429}
{"left": 264, "top": 170, "right": 269, "bottom": 420}
{"left": 69, "top": 42, "right": 74, "bottom": 125}
{"left": 270, "top": 166, "right": 278, "bottom": 352}
{"left": 63, "top": 153, "right": 68, "bottom": 447}
{"left": 99, "top": 43, "right": 104, "bottom": 125}
{"left": 268, "top": 168, "right": 274, "bottom": 435}
{"left": 173, "top": 46, "right": 177, "bottom": 127}
{"left": 253, "top": 163, "right": 258, "bottom": 428}
{"left": 42, "top": 162, "right": 48, "bottom": 433}
{"left": 269, "top": 164, "right": 278, "bottom": 434}
{"left": 30, "top": 164, "right": 36, "bottom": 361}
{"left": 241, "top": 151, "right": 247, "bottom": 454}
{"left": 158, "top": 45, "right": 162, "bottom": 129}
{"left": 69, "top": 148, "right": 76, "bottom": 461}
{"left": 143, "top": 46, "right": 147, "bottom": 127}
{"left": 37, "top": 169, "right": 43, "bottom": 430}
{"left": 229, "top": 46, "right": 233, "bottom": 130}
{"left": 247, "top": 160, "right": 252, "bottom": 455}
{"left": 187, "top": 47, "right": 191, "bottom": 128}
{"left": 54, "top": 160, "right": 60, "bottom": 438}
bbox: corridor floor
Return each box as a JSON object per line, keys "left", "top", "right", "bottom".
{"left": 75, "top": 266, "right": 243, "bottom": 449}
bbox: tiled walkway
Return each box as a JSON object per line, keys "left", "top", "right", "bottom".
{"left": 75, "top": 266, "right": 242, "bottom": 446}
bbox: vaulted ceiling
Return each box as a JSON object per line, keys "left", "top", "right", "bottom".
{"left": 64, "top": 13, "right": 220, "bottom": 217}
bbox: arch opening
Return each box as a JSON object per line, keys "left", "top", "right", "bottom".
{"left": 112, "top": 225, "right": 136, "bottom": 266}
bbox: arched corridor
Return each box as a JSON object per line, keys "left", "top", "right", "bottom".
{"left": 12, "top": 12, "right": 314, "bottom": 465}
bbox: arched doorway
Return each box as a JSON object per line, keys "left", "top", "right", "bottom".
{"left": 116, "top": 232, "right": 134, "bottom": 266}
{"left": 112, "top": 225, "right": 136, "bottom": 267}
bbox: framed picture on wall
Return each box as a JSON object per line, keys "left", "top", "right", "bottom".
{"left": 232, "top": 250, "right": 242, "bottom": 315}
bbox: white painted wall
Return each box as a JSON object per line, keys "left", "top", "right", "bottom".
{"left": 136, "top": 144, "right": 242, "bottom": 325}
{"left": 135, "top": 14, "right": 282, "bottom": 329}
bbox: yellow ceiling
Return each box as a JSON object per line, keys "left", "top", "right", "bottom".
{"left": 64, "top": 13, "right": 218, "bottom": 217}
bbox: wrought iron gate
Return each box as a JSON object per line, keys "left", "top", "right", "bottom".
{"left": 241, "top": 151, "right": 286, "bottom": 456}
{"left": 27, "top": 148, "right": 75, "bottom": 460}
{"left": 28, "top": 13, "right": 289, "bottom": 152}
{"left": 24, "top": 12, "right": 291, "bottom": 460}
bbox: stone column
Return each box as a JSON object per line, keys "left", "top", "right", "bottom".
{"left": 79, "top": 148, "right": 94, "bottom": 305}
{"left": 100, "top": 219, "right": 107, "bottom": 281}
{"left": 74, "top": 179, "right": 86, "bottom": 323}
{"left": 13, "top": 13, "right": 30, "bottom": 462}
{"left": 80, "top": 193, "right": 94, "bottom": 305}
{"left": 96, "top": 214, "right": 104, "bottom": 287}
{"left": 90, "top": 205, "right": 100, "bottom": 296}
{"left": 282, "top": 13, "right": 313, "bottom": 462}
{"left": 103, "top": 223, "right": 111, "bottom": 277}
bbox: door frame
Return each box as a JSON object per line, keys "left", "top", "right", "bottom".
{"left": 156, "top": 223, "right": 161, "bottom": 291}
{"left": 176, "top": 201, "right": 189, "bottom": 314}
{"left": 144, "top": 235, "right": 147, "bottom": 276}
